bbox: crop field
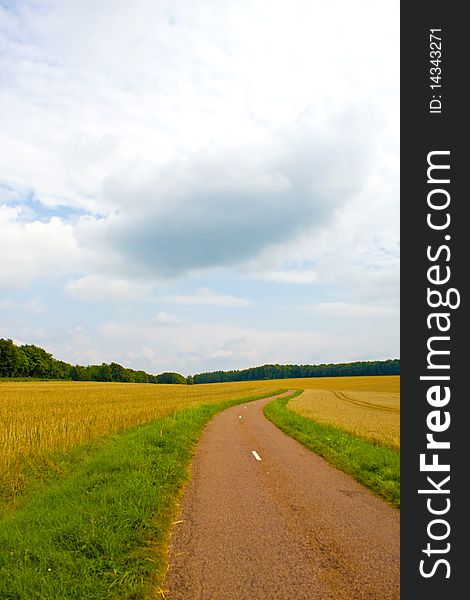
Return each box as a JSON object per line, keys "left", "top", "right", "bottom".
{"left": 264, "top": 375, "right": 400, "bottom": 507}
{"left": 288, "top": 383, "right": 400, "bottom": 451}
{"left": 0, "top": 376, "right": 399, "bottom": 597}
{"left": 277, "top": 374, "right": 399, "bottom": 394}
{"left": 0, "top": 380, "right": 280, "bottom": 499}
{"left": 0, "top": 376, "right": 399, "bottom": 500}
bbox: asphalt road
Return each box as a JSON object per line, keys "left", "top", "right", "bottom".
{"left": 163, "top": 391, "right": 399, "bottom": 599}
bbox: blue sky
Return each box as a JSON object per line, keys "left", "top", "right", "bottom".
{"left": 0, "top": 0, "right": 399, "bottom": 376}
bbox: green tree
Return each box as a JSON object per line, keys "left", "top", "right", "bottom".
{"left": 110, "top": 362, "right": 126, "bottom": 382}
{"left": 156, "top": 372, "right": 186, "bottom": 384}
{"left": 21, "top": 345, "right": 54, "bottom": 378}
{"left": 133, "top": 370, "right": 149, "bottom": 383}
{"left": 0, "top": 339, "right": 18, "bottom": 377}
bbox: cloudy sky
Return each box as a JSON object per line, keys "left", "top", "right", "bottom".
{"left": 0, "top": 0, "right": 399, "bottom": 376}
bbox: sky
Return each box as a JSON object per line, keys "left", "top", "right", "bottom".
{"left": 0, "top": 0, "right": 399, "bottom": 376}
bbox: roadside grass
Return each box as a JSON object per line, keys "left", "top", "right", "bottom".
{"left": 0, "top": 380, "right": 283, "bottom": 503}
{"left": 0, "top": 390, "right": 286, "bottom": 600}
{"left": 264, "top": 392, "right": 400, "bottom": 509}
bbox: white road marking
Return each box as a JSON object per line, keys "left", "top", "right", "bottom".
{"left": 251, "top": 450, "right": 262, "bottom": 461}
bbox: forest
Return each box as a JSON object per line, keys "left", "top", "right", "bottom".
{"left": 191, "top": 359, "right": 400, "bottom": 383}
{"left": 0, "top": 338, "right": 185, "bottom": 384}
{"left": 1, "top": 338, "right": 399, "bottom": 385}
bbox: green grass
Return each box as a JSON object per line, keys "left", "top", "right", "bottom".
{"left": 264, "top": 391, "right": 400, "bottom": 509}
{"left": 0, "top": 389, "right": 285, "bottom": 600}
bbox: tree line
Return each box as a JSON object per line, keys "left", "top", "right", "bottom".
{"left": 191, "top": 359, "right": 400, "bottom": 384}
{"left": 1, "top": 338, "right": 399, "bottom": 385}
{"left": 0, "top": 338, "right": 186, "bottom": 384}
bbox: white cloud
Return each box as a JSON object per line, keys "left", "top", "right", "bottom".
{"left": 210, "top": 350, "right": 233, "bottom": 359}
{"left": 151, "top": 311, "right": 181, "bottom": 325}
{"left": 0, "top": 1, "right": 399, "bottom": 370}
{"left": 1, "top": 0, "right": 397, "bottom": 282}
{"left": 73, "top": 104, "right": 374, "bottom": 278}
{"left": 64, "top": 274, "right": 152, "bottom": 302}
{"left": 0, "top": 206, "right": 83, "bottom": 291}
{"left": 161, "top": 288, "right": 252, "bottom": 307}
{"left": 260, "top": 269, "right": 319, "bottom": 284}
{"left": 304, "top": 302, "right": 399, "bottom": 318}
{"left": 86, "top": 316, "right": 398, "bottom": 375}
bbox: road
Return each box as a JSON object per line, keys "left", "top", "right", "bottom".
{"left": 163, "top": 391, "right": 400, "bottom": 599}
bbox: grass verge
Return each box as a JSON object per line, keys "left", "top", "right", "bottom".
{"left": 0, "top": 389, "right": 285, "bottom": 600}
{"left": 264, "top": 391, "right": 400, "bottom": 509}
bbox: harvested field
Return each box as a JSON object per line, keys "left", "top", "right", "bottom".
{"left": 280, "top": 375, "right": 399, "bottom": 394}
{"left": 288, "top": 383, "right": 399, "bottom": 451}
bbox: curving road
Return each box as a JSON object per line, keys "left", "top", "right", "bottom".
{"left": 163, "top": 391, "right": 400, "bottom": 599}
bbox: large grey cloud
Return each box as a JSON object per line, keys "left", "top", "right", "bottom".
{"left": 78, "top": 107, "right": 374, "bottom": 277}
{"left": 0, "top": 0, "right": 399, "bottom": 373}
{"left": 1, "top": 0, "right": 397, "bottom": 287}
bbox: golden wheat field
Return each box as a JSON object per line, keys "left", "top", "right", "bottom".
{"left": 280, "top": 375, "right": 400, "bottom": 393}
{"left": 287, "top": 376, "right": 400, "bottom": 451}
{"left": 0, "top": 376, "right": 399, "bottom": 498}
{"left": 0, "top": 380, "right": 281, "bottom": 497}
